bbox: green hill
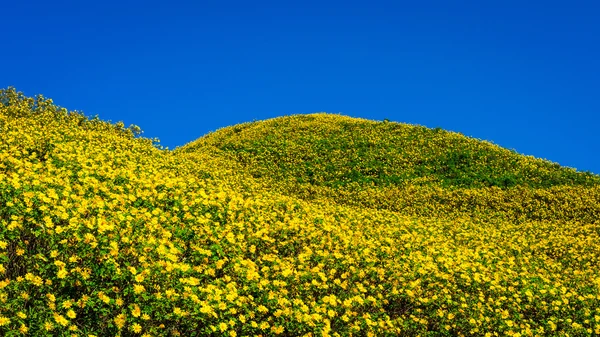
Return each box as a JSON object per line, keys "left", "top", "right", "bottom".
{"left": 181, "top": 113, "right": 598, "bottom": 189}
{"left": 1, "top": 87, "right": 600, "bottom": 336}
{"left": 180, "top": 114, "right": 600, "bottom": 222}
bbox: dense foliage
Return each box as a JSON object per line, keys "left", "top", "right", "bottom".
{"left": 1, "top": 87, "right": 600, "bottom": 336}
{"left": 182, "top": 114, "right": 599, "bottom": 189}
{"left": 181, "top": 114, "right": 600, "bottom": 223}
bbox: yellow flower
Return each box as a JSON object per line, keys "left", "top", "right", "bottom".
{"left": 31, "top": 275, "right": 43, "bottom": 286}
{"left": 67, "top": 309, "right": 76, "bottom": 319}
{"left": 133, "top": 284, "right": 145, "bottom": 294}
{"left": 79, "top": 295, "right": 90, "bottom": 308}
{"left": 219, "top": 322, "right": 228, "bottom": 332}
{"left": 114, "top": 313, "right": 126, "bottom": 329}
{"left": 98, "top": 292, "right": 110, "bottom": 304}
{"left": 57, "top": 269, "right": 68, "bottom": 279}
{"left": 19, "top": 324, "right": 28, "bottom": 334}
{"left": 131, "top": 304, "right": 141, "bottom": 317}
{"left": 54, "top": 314, "right": 69, "bottom": 326}
{"left": 131, "top": 323, "right": 142, "bottom": 333}
{"left": 0, "top": 316, "right": 10, "bottom": 326}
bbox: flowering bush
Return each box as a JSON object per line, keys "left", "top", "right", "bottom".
{"left": 1, "top": 88, "right": 599, "bottom": 336}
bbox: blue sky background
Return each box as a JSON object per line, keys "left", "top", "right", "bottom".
{"left": 2, "top": 0, "right": 599, "bottom": 174}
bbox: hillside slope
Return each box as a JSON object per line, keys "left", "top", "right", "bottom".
{"left": 1, "top": 88, "right": 600, "bottom": 336}
{"left": 180, "top": 114, "right": 600, "bottom": 222}
{"left": 181, "top": 113, "right": 598, "bottom": 189}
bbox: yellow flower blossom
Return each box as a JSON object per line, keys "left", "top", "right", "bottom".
{"left": 0, "top": 316, "right": 10, "bottom": 326}
{"left": 131, "top": 323, "right": 142, "bottom": 333}
{"left": 54, "top": 313, "right": 69, "bottom": 327}
{"left": 131, "top": 304, "right": 141, "bottom": 317}
{"left": 114, "top": 313, "right": 126, "bottom": 329}
{"left": 57, "top": 269, "right": 68, "bottom": 279}
{"left": 19, "top": 324, "right": 28, "bottom": 334}
{"left": 133, "top": 284, "right": 145, "bottom": 294}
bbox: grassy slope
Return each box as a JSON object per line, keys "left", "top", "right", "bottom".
{"left": 181, "top": 113, "right": 599, "bottom": 189}
{"left": 2, "top": 89, "right": 600, "bottom": 336}
{"left": 180, "top": 114, "right": 600, "bottom": 222}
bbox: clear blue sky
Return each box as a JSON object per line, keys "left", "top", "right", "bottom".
{"left": 2, "top": 1, "right": 599, "bottom": 174}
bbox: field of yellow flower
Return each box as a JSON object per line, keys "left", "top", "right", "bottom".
{"left": 1, "top": 87, "right": 599, "bottom": 336}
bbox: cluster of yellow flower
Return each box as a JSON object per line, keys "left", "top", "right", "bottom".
{"left": 1, "top": 88, "right": 599, "bottom": 336}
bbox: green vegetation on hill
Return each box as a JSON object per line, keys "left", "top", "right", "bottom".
{"left": 181, "top": 114, "right": 599, "bottom": 189}
{"left": 180, "top": 114, "right": 600, "bottom": 223}
{"left": 1, "top": 87, "right": 600, "bottom": 336}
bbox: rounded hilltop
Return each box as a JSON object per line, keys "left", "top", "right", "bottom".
{"left": 179, "top": 113, "right": 600, "bottom": 221}
{"left": 181, "top": 113, "right": 599, "bottom": 189}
